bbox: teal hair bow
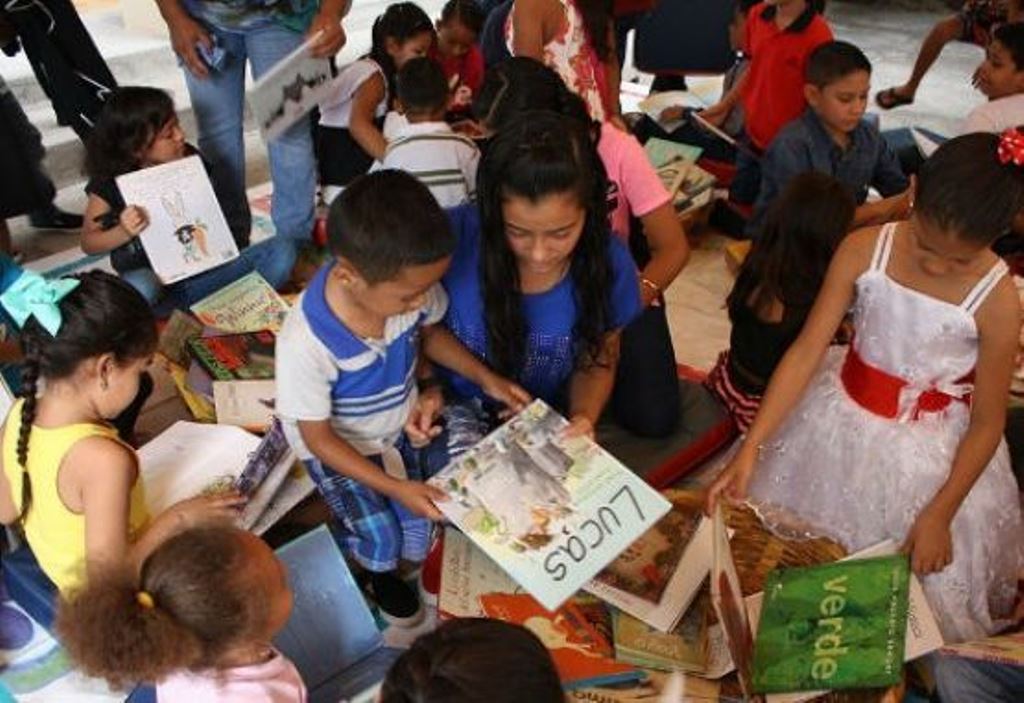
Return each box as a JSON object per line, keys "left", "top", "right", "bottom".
{"left": 0, "top": 271, "right": 80, "bottom": 336}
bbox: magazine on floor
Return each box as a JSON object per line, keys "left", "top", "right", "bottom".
{"left": 115, "top": 155, "right": 239, "bottom": 284}
{"left": 428, "top": 400, "right": 671, "bottom": 611}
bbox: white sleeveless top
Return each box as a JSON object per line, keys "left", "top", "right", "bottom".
{"left": 852, "top": 222, "right": 1007, "bottom": 405}
{"left": 319, "top": 59, "right": 388, "bottom": 129}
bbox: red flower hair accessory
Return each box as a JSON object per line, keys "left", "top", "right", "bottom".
{"left": 997, "top": 128, "right": 1024, "bottom": 166}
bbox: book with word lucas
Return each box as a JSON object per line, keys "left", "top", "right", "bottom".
{"left": 428, "top": 400, "right": 671, "bottom": 611}
{"left": 115, "top": 155, "right": 239, "bottom": 284}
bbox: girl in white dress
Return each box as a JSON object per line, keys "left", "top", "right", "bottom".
{"left": 707, "top": 131, "right": 1024, "bottom": 642}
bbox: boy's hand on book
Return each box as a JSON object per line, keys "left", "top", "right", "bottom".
{"left": 704, "top": 447, "right": 756, "bottom": 515}
{"left": 696, "top": 103, "right": 729, "bottom": 128}
{"left": 392, "top": 481, "right": 447, "bottom": 520}
{"left": 120, "top": 206, "right": 149, "bottom": 237}
{"left": 480, "top": 373, "right": 532, "bottom": 417}
{"left": 406, "top": 386, "right": 444, "bottom": 444}
{"left": 902, "top": 508, "right": 953, "bottom": 575}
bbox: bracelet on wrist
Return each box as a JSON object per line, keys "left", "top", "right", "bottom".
{"left": 640, "top": 277, "right": 661, "bottom": 295}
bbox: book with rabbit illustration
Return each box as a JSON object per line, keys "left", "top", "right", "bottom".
{"left": 116, "top": 155, "right": 239, "bottom": 284}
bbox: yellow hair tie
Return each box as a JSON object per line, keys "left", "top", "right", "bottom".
{"left": 136, "top": 591, "right": 155, "bottom": 610}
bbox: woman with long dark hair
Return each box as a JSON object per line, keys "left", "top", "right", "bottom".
{"left": 438, "top": 110, "right": 641, "bottom": 441}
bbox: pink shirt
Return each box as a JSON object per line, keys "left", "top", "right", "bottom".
{"left": 157, "top": 649, "right": 307, "bottom": 703}
{"left": 597, "top": 123, "right": 671, "bottom": 241}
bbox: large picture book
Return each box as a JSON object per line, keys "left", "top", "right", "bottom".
{"left": 611, "top": 586, "right": 710, "bottom": 674}
{"left": 190, "top": 271, "right": 289, "bottom": 334}
{"left": 479, "top": 592, "right": 643, "bottom": 691}
{"left": 644, "top": 137, "right": 702, "bottom": 170}
{"left": 115, "top": 155, "right": 239, "bottom": 284}
{"left": 428, "top": 400, "right": 672, "bottom": 611}
{"left": 940, "top": 631, "right": 1024, "bottom": 667}
{"left": 187, "top": 330, "right": 276, "bottom": 381}
{"left": 438, "top": 526, "right": 523, "bottom": 619}
{"left": 137, "top": 420, "right": 311, "bottom": 534}
{"left": 249, "top": 32, "right": 332, "bottom": 142}
{"left": 751, "top": 555, "right": 910, "bottom": 694}
{"left": 711, "top": 504, "right": 754, "bottom": 698}
{"left": 586, "top": 492, "right": 712, "bottom": 633}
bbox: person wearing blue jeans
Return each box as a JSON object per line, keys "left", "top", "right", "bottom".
{"left": 934, "top": 653, "right": 1024, "bottom": 702}
{"left": 154, "top": 0, "right": 348, "bottom": 243}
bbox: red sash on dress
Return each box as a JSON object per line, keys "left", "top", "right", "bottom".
{"left": 840, "top": 346, "right": 974, "bottom": 421}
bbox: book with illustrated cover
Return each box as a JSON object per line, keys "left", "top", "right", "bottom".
{"left": 214, "top": 378, "right": 276, "bottom": 430}
{"left": 612, "top": 585, "right": 710, "bottom": 674}
{"left": 115, "top": 155, "right": 239, "bottom": 284}
{"left": 940, "top": 631, "right": 1024, "bottom": 667}
{"left": 249, "top": 32, "right": 332, "bottom": 142}
{"left": 187, "top": 330, "right": 275, "bottom": 381}
{"left": 428, "top": 400, "right": 672, "bottom": 611}
{"left": 751, "top": 556, "right": 910, "bottom": 694}
{"left": 191, "top": 271, "right": 289, "bottom": 334}
{"left": 644, "top": 138, "right": 702, "bottom": 170}
{"left": 637, "top": 91, "right": 706, "bottom": 132}
{"left": 138, "top": 421, "right": 310, "bottom": 534}
{"left": 587, "top": 493, "right": 713, "bottom": 632}
{"left": 157, "top": 309, "right": 203, "bottom": 367}
{"left": 673, "top": 164, "right": 716, "bottom": 215}
{"left": 438, "top": 526, "right": 523, "bottom": 619}
{"left": 479, "top": 593, "right": 642, "bottom": 691}
{"left": 711, "top": 504, "right": 754, "bottom": 699}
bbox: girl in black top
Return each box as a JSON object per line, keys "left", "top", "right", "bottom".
{"left": 707, "top": 172, "right": 855, "bottom": 431}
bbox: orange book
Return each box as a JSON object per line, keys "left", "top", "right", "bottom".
{"left": 479, "top": 593, "right": 642, "bottom": 691}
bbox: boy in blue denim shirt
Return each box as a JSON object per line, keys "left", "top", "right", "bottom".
{"left": 749, "top": 41, "right": 911, "bottom": 237}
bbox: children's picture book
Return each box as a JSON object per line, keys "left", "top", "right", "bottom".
{"left": 137, "top": 421, "right": 310, "bottom": 534}
{"left": 187, "top": 330, "right": 276, "bottom": 381}
{"left": 587, "top": 492, "right": 713, "bottom": 633}
{"left": 115, "top": 155, "right": 239, "bottom": 284}
{"left": 157, "top": 309, "right": 204, "bottom": 367}
{"left": 673, "top": 164, "right": 717, "bottom": 216}
{"left": 214, "top": 378, "right": 276, "bottom": 429}
{"left": 710, "top": 504, "right": 754, "bottom": 699}
{"left": 438, "top": 527, "right": 523, "bottom": 619}
{"left": 612, "top": 586, "right": 710, "bottom": 674}
{"left": 644, "top": 138, "right": 702, "bottom": 170}
{"left": 751, "top": 556, "right": 910, "bottom": 694}
{"left": 190, "top": 271, "right": 289, "bottom": 334}
{"left": 168, "top": 361, "right": 217, "bottom": 422}
{"left": 656, "top": 157, "right": 692, "bottom": 199}
{"left": 479, "top": 592, "right": 643, "bottom": 691}
{"left": 249, "top": 31, "right": 332, "bottom": 142}
{"left": 940, "top": 631, "right": 1024, "bottom": 667}
{"left": 428, "top": 400, "right": 672, "bottom": 611}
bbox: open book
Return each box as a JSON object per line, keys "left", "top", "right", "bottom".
{"left": 137, "top": 420, "right": 312, "bottom": 534}
{"left": 428, "top": 400, "right": 671, "bottom": 611}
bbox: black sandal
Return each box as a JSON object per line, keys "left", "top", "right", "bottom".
{"left": 875, "top": 87, "right": 914, "bottom": 110}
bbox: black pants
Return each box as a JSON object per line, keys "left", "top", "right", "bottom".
{"left": 612, "top": 303, "right": 681, "bottom": 438}
{"left": 0, "top": 82, "right": 54, "bottom": 218}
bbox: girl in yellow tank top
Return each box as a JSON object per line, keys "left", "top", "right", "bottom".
{"left": 0, "top": 271, "right": 244, "bottom": 593}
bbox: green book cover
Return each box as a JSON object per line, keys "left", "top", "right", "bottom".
{"left": 751, "top": 555, "right": 910, "bottom": 694}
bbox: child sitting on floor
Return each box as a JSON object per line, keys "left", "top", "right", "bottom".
{"left": 380, "top": 619, "right": 563, "bottom": 703}
{"left": 275, "top": 170, "right": 527, "bottom": 626}
{"left": 374, "top": 57, "right": 480, "bottom": 207}
{"left": 0, "top": 272, "right": 241, "bottom": 597}
{"left": 82, "top": 87, "right": 296, "bottom": 308}
{"left": 708, "top": 132, "right": 1024, "bottom": 642}
{"left": 430, "top": 0, "right": 487, "bottom": 116}
{"left": 749, "top": 41, "right": 910, "bottom": 236}
{"left": 964, "top": 21, "right": 1024, "bottom": 133}
{"left": 317, "top": 2, "right": 435, "bottom": 201}
{"left": 57, "top": 524, "right": 303, "bottom": 701}
{"left": 707, "top": 172, "right": 855, "bottom": 432}
{"left": 698, "top": 0, "right": 832, "bottom": 204}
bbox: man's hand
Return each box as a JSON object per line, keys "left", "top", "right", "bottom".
{"left": 166, "top": 11, "right": 213, "bottom": 79}
{"left": 307, "top": 9, "right": 346, "bottom": 58}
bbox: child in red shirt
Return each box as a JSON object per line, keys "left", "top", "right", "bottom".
{"left": 431, "top": 0, "right": 486, "bottom": 116}
{"left": 699, "top": 0, "right": 832, "bottom": 204}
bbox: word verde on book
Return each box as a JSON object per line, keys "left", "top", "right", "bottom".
{"left": 429, "top": 400, "right": 671, "bottom": 611}
{"left": 752, "top": 555, "right": 910, "bottom": 694}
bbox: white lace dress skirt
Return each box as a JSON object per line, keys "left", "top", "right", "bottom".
{"left": 747, "top": 347, "right": 1024, "bottom": 643}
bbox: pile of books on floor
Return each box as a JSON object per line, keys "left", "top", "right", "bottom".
{"left": 140, "top": 271, "right": 313, "bottom": 536}
{"left": 645, "top": 138, "right": 717, "bottom": 219}
{"left": 427, "top": 401, "right": 947, "bottom": 701}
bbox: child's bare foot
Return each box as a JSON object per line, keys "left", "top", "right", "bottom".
{"left": 875, "top": 87, "right": 915, "bottom": 110}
